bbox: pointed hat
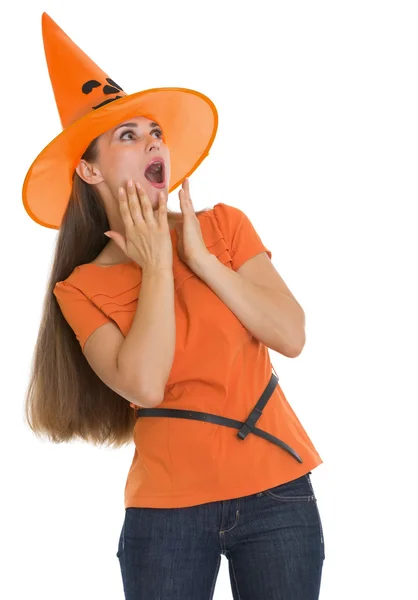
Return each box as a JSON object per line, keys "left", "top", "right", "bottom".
{"left": 22, "top": 13, "right": 218, "bottom": 229}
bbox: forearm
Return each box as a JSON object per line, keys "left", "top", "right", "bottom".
{"left": 193, "top": 255, "right": 305, "bottom": 357}
{"left": 117, "top": 268, "right": 176, "bottom": 404}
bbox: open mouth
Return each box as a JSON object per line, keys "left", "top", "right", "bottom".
{"left": 144, "top": 159, "right": 166, "bottom": 188}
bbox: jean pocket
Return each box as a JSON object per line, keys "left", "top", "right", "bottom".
{"left": 262, "top": 474, "right": 315, "bottom": 502}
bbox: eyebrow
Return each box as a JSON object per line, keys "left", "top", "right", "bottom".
{"left": 113, "top": 121, "right": 161, "bottom": 133}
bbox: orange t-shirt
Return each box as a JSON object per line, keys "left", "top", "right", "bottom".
{"left": 54, "top": 202, "right": 323, "bottom": 508}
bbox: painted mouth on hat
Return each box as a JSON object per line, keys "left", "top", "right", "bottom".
{"left": 144, "top": 158, "right": 166, "bottom": 188}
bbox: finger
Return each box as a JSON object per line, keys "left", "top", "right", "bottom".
{"left": 180, "top": 181, "right": 194, "bottom": 215}
{"left": 126, "top": 179, "right": 145, "bottom": 227}
{"left": 118, "top": 185, "right": 135, "bottom": 234}
{"left": 135, "top": 181, "right": 154, "bottom": 225}
{"left": 184, "top": 179, "right": 194, "bottom": 206}
{"left": 157, "top": 191, "right": 168, "bottom": 226}
{"left": 179, "top": 187, "right": 188, "bottom": 212}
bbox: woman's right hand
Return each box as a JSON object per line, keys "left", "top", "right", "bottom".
{"left": 104, "top": 180, "right": 173, "bottom": 272}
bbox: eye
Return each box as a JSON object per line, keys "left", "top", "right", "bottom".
{"left": 119, "top": 129, "right": 136, "bottom": 141}
{"left": 151, "top": 128, "right": 163, "bottom": 139}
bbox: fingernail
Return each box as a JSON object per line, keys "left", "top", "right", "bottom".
{"left": 119, "top": 187, "right": 124, "bottom": 195}
{"left": 128, "top": 179, "right": 133, "bottom": 187}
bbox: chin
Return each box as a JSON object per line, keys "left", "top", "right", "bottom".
{"left": 146, "top": 184, "right": 167, "bottom": 203}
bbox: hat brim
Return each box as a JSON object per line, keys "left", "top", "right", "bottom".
{"left": 22, "top": 87, "right": 218, "bottom": 229}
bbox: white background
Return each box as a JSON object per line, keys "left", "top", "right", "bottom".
{"left": 1, "top": 1, "right": 417, "bottom": 598}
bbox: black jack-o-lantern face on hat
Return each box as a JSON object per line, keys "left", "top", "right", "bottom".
{"left": 82, "top": 77, "right": 124, "bottom": 110}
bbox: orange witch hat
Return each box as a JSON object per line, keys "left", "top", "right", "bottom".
{"left": 22, "top": 13, "right": 218, "bottom": 230}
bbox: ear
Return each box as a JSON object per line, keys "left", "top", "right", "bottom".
{"left": 75, "top": 159, "right": 104, "bottom": 185}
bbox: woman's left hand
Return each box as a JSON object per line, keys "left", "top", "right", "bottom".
{"left": 175, "top": 179, "right": 211, "bottom": 270}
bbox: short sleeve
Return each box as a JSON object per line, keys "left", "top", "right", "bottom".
{"left": 53, "top": 280, "right": 112, "bottom": 351}
{"left": 212, "top": 203, "right": 272, "bottom": 271}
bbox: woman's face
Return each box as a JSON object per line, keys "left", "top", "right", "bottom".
{"left": 88, "top": 115, "right": 171, "bottom": 206}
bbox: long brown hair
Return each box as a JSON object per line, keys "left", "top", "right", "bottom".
{"left": 24, "top": 135, "right": 210, "bottom": 448}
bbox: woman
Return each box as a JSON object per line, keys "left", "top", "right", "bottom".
{"left": 23, "top": 13, "right": 325, "bottom": 600}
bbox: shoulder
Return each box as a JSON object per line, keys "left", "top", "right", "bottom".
{"left": 195, "top": 202, "right": 245, "bottom": 229}
{"left": 53, "top": 267, "right": 97, "bottom": 301}
{"left": 53, "top": 275, "right": 86, "bottom": 306}
{"left": 211, "top": 202, "right": 248, "bottom": 226}
{"left": 208, "top": 203, "right": 250, "bottom": 240}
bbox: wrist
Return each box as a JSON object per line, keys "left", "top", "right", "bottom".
{"left": 189, "top": 252, "right": 216, "bottom": 276}
{"left": 142, "top": 265, "right": 174, "bottom": 278}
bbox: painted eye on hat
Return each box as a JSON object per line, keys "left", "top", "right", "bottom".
{"left": 82, "top": 77, "right": 125, "bottom": 109}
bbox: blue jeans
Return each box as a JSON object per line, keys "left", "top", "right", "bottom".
{"left": 116, "top": 472, "right": 325, "bottom": 599}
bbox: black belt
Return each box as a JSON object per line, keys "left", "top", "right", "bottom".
{"left": 135, "top": 372, "right": 303, "bottom": 464}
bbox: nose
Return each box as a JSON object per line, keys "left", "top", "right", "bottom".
{"left": 146, "top": 134, "right": 161, "bottom": 153}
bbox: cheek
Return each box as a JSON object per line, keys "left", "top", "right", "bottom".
{"left": 104, "top": 151, "right": 138, "bottom": 183}
{"left": 163, "top": 150, "right": 171, "bottom": 182}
